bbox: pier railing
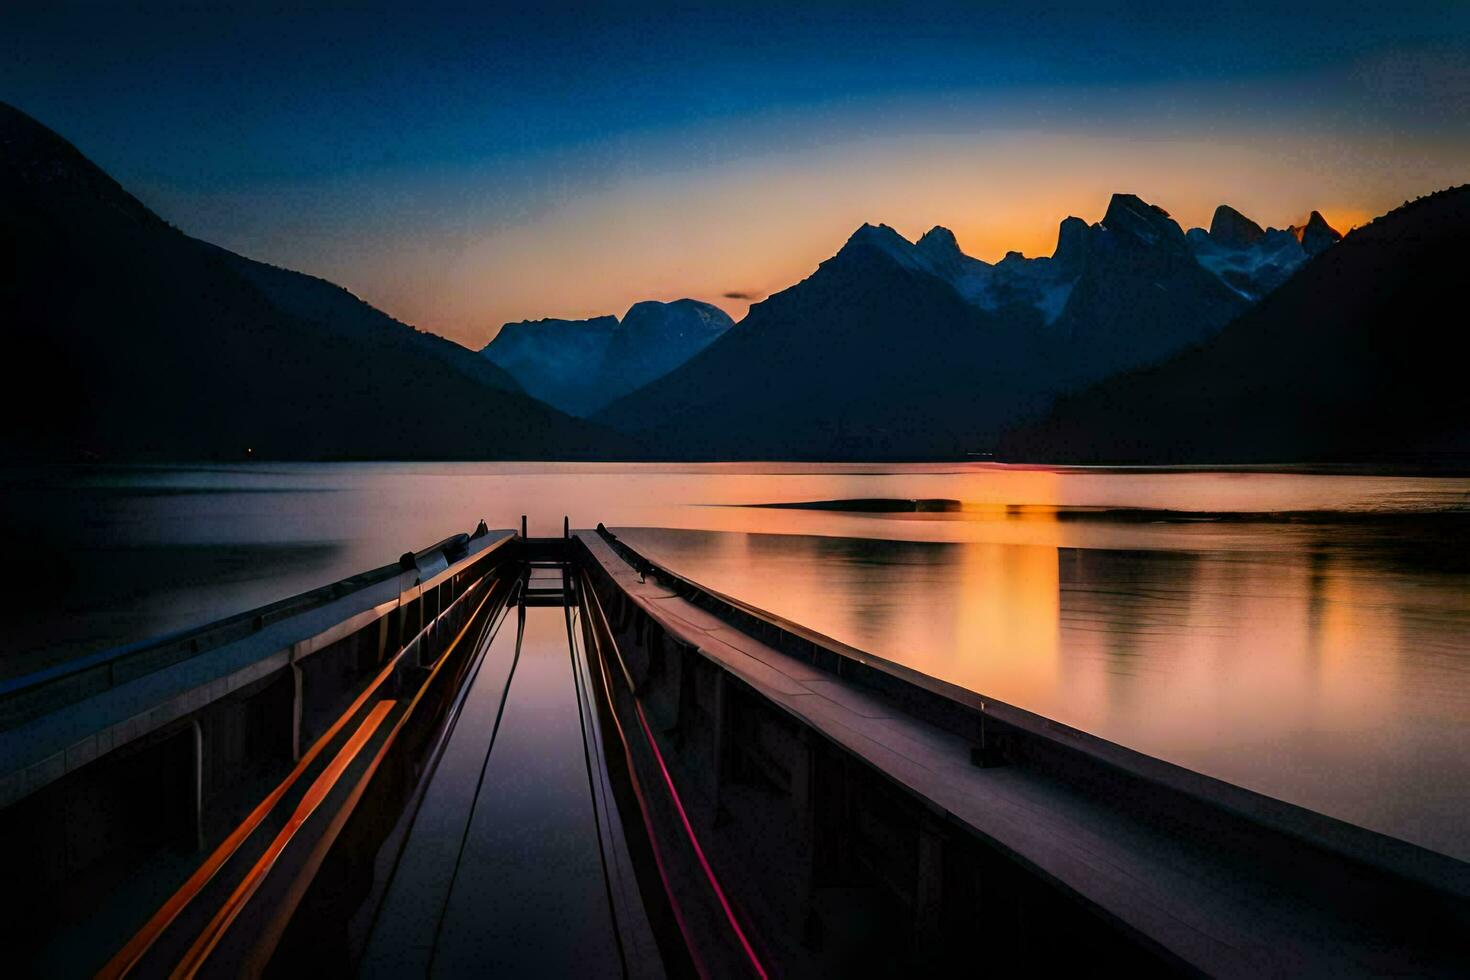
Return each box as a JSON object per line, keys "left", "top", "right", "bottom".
{"left": 5, "top": 524, "right": 1467, "bottom": 977}
{"left": 590, "top": 526, "right": 1470, "bottom": 903}
{"left": 0, "top": 525, "right": 519, "bottom": 973}
{"left": 0, "top": 533, "right": 477, "bottom": 731}
{"left": 581, "top": 524, "right": 1470, "bottom": 975}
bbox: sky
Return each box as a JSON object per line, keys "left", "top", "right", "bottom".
{"left": 4, "top": 2, "right": 1469, "bottom": 347}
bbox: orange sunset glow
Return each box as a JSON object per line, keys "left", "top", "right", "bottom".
{"left": 343, "top": 129, "right": 1461, "bottom": 346}
{"left": 126, "top": 117, "right": 1470, "bottom": 349}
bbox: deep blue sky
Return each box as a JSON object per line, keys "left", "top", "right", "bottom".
{"left": 5, "top": 2, "right": 1468, "bottom": 343}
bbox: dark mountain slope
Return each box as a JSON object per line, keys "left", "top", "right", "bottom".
{"left": 0, "top": 101, "right": 626, "bottom": 461}
{"left": 1053, "top": 194, "right": 1249, "bottom": 380}
{"left": 998, "top": 186, "right": 1470, "bottom": 465}
{"left": 227, "top": 251, "right": 525, "bottom": 395}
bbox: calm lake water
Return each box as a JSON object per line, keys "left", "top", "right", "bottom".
{"left": 3, "top": 462, "right": 1468, "bottom": 860}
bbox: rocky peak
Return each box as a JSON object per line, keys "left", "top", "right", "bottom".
{"left": 494, "top": 314, "right": 618, "bottom": 340}
{"left": 1208, "top": 205, "right": 1266, "bottom": 249}
{"left": 1052, "top": 216, "right": 1094, "bottom": 275}
{"left": 915, "top": 225, "right": 987, "bottom": 280}
{"left": 482, "top": 314, "right": 619, "bottom": 366}
{"left": 916, "top": 225, "right": 962, "bottom": 257}
{"left": 834, "top": 222, "right": 939, "bottom": 278}
{"left": 1291, "top": 211, "right": 1343, "bottom": 256}
{"left": 619, "top": 299, "right": 732, "bottom": 339}
{"left": 1101, "top": 193, "right": 1186, "bottom": 248}
{"left": 844, "top": 222, "right": 910, "bottom": 252}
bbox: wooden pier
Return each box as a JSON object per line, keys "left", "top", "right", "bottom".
{"left": 0, "top": 523, "right": 1465, "bottom": 977}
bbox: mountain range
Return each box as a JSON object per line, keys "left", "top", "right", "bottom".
{"left": 595, "top": 193, "right": 1314, "bottom": 459}
{"left": 998, "top": 185, "right": 1470, "bottom": 464}
{"left": 8, "top": 98, "right": 1457, "bottom": 467}
{"left": 481, "top": 299, "right": 732, "bottom": 416}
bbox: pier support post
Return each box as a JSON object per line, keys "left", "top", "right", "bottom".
{"left": 290, "top": 656, "right": 304, "bottom": 762}
{"left": 914, "top": 818, "right": 945, "bottom": 957}
{"left": 711, "top": 670, "right": 727, "bottom": 811}
{"left": 376, "top": 614, "right": 390, "bottom": 666}
{"left": 789, "top": 727, "right": 815, "bottom": 840}
{"left": 191, "top": 719, "right": 205, "bottom": 851}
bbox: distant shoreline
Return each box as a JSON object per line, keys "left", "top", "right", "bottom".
{"left": 6, "top": 457, "right": 1470, "bottom": 478}
{"left": 738, "top": 498, "right": 1470, "bottom": 520}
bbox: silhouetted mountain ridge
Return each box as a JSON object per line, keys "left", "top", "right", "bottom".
{"left": 1208, "top": 205, "right": 1265, "bottom": 249}
{"left": 224, "top": 249, "right": 525, "bottom": 395}
{"left": 0, "top": 101, "right": 627, "bottom": 461}
{"left": 598, "top": 222, "right": 1051, "bottom": 457}
{"left": 10, "top": 97, "right": 1418, "bottom": 466}
{"left": 999, "top": 186, "right": 1470, "bottom": 464}
{"left": 1293, "top": 210, "right": 1344, "bottom": 255}
{"left": 595, "top": 192, "right": 1268, "bottom": 459}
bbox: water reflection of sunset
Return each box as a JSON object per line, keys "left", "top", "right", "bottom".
{"left": 16, "top": 462, "right": 1468, "bottom": 861}
{"left": 619, "top": 513, "right": 1469, "bottom": 862}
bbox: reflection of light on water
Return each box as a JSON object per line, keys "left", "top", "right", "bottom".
{"left": 617, "top": 518, "right": 1470, "bottom": 863}
{"left": 951, "top": 542, "right": 1059, "bottom": 708}
{"left": 12, "top": 461, "right": 1470, "bottom": 861}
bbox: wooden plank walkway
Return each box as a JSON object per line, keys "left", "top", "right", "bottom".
{"left": 363, "top": 599, "right": 661, "bottom": 978}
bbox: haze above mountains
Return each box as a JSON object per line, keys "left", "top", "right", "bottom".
{"left": 3, "top": 100, "right": 1461, "bottom": 466}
